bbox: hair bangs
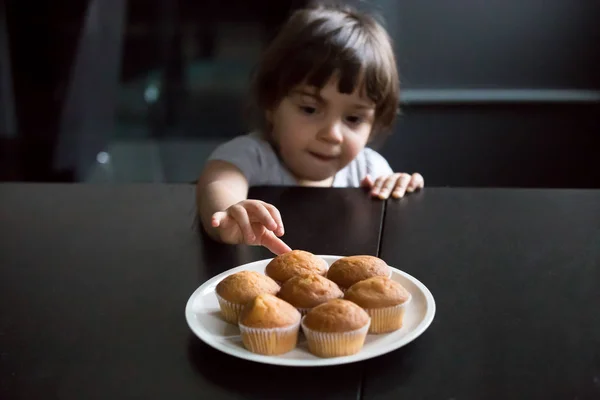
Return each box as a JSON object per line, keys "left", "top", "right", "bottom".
{"left": 284, "top": 18, "right": 382, "bottom": 100}
{"left": 252, "top": 6, "right": 400, "bottom": 135}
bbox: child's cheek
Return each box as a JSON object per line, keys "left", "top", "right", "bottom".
{"left": 340, "top": 144, "right": 358, "bottom": 166}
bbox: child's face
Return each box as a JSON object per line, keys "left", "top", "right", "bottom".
{"left": 268, "top": 77, "right": 376, "bottom": 182}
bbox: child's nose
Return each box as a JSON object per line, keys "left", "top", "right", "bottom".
{"left": 318, "top": 121, "right": 343, "bottom": 144}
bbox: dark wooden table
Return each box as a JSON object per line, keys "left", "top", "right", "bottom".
{"left": 0, "top": 184, "right": 383, "bottom": 399}
{"left": 365, "top": 188, "right": 600, "bottom": 400}
{"left": 1, "top": 184, "right": 599, "bottom": 399}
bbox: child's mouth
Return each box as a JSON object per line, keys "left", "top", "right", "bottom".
{"left": 308, "top": 151, "right": 338, "bottom": 162}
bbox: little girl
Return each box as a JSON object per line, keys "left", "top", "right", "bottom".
{"left": 196, "top": 4, "right": 424, "bottom": 255}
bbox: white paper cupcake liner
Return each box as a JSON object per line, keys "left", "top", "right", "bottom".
{"left": 215, "top": 293, "right": 245, "bottom": 325}
{"left": 301, "top": 317, "right": 370, "bottom": 358}
{"left": 364, "top": 294, "right": 412, "bottom": 334}
{"left": 239, "top": 321, "right": 300, "bottom": 355}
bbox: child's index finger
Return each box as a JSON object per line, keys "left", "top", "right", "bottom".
{"left": 261, "top": 232, "right": 292, "bottom": 255}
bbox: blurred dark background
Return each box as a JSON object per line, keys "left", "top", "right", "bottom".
{"left": 1, "top": 0, "right": 599, "bottom": 186}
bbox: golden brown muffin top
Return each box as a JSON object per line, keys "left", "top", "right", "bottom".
{"left": 326, "top": 256, "right": 390, "bottom": 289}
{"left": 278, "top": 273, "right": 343, "bottom": 308}
{"left": 216, "top": 270, "right": 280, "bottom": 304}
{"left": 303, "top": 299, "right": 370, "bottom": 333}
{"left": 239, "top": 293, "right": 301, "bottom": 328}
{"left": 265, "top": 250, "right": 327, "bottom": 283}
{"left": 344, "top": 276, "right": 410, "bottom": 308}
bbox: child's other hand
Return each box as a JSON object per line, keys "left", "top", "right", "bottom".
{"left": 361, "top": 173, "right": 425, "bottom": 199}
{"left": 211, "top": 200, "right": 291, "bottom": 255}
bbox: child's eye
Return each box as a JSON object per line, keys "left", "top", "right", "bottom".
{"left": 345, "top": 115, "right": 363, "bottom": 125}
{"left": 299, "top": 106, "right": 317, "bottom": 115}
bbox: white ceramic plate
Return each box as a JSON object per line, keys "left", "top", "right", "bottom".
{"left": 185, "top": 255, "right": 436, "bottom": 367}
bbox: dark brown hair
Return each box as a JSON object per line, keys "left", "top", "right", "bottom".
{"left": 250, "top": 4, "right": 400, "bottom": 141}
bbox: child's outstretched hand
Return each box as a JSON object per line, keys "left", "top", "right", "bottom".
{"left": 211, "top": 200, "right": 291, "bottom": 255}
{"left": 361, "top": 173, "right": 425, "bottom": 200}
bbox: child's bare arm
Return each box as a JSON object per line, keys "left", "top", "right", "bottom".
{"left": 196, "top": 160, "right": 291, "bottom": 255}
{"left": 197, "top": 160, "right": 249, "bottom": 239}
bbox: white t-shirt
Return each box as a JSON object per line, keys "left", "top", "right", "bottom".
{"left": 207, "top": 133, "right": 393, "bottom": 187}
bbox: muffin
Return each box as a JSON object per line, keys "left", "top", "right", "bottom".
{"left": 345, "top": 276, "right": 411, "bottom": 334}
{"left": 278, "top": 273, "right": 344, "bottom": 315}
{"left": 215, "top": 270, "right": 280, "bottom": 324}
{"left": 301, "top": 299, "right": 370, "bottom": 358}
{"left": 265, "top": 250, "right": 328, "bottom": 284}
{"left": 238, "top": 294, "right": 301, "bottom": 355}
{"left": 327, "top": 255, "right": 391, "bottom": 291}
